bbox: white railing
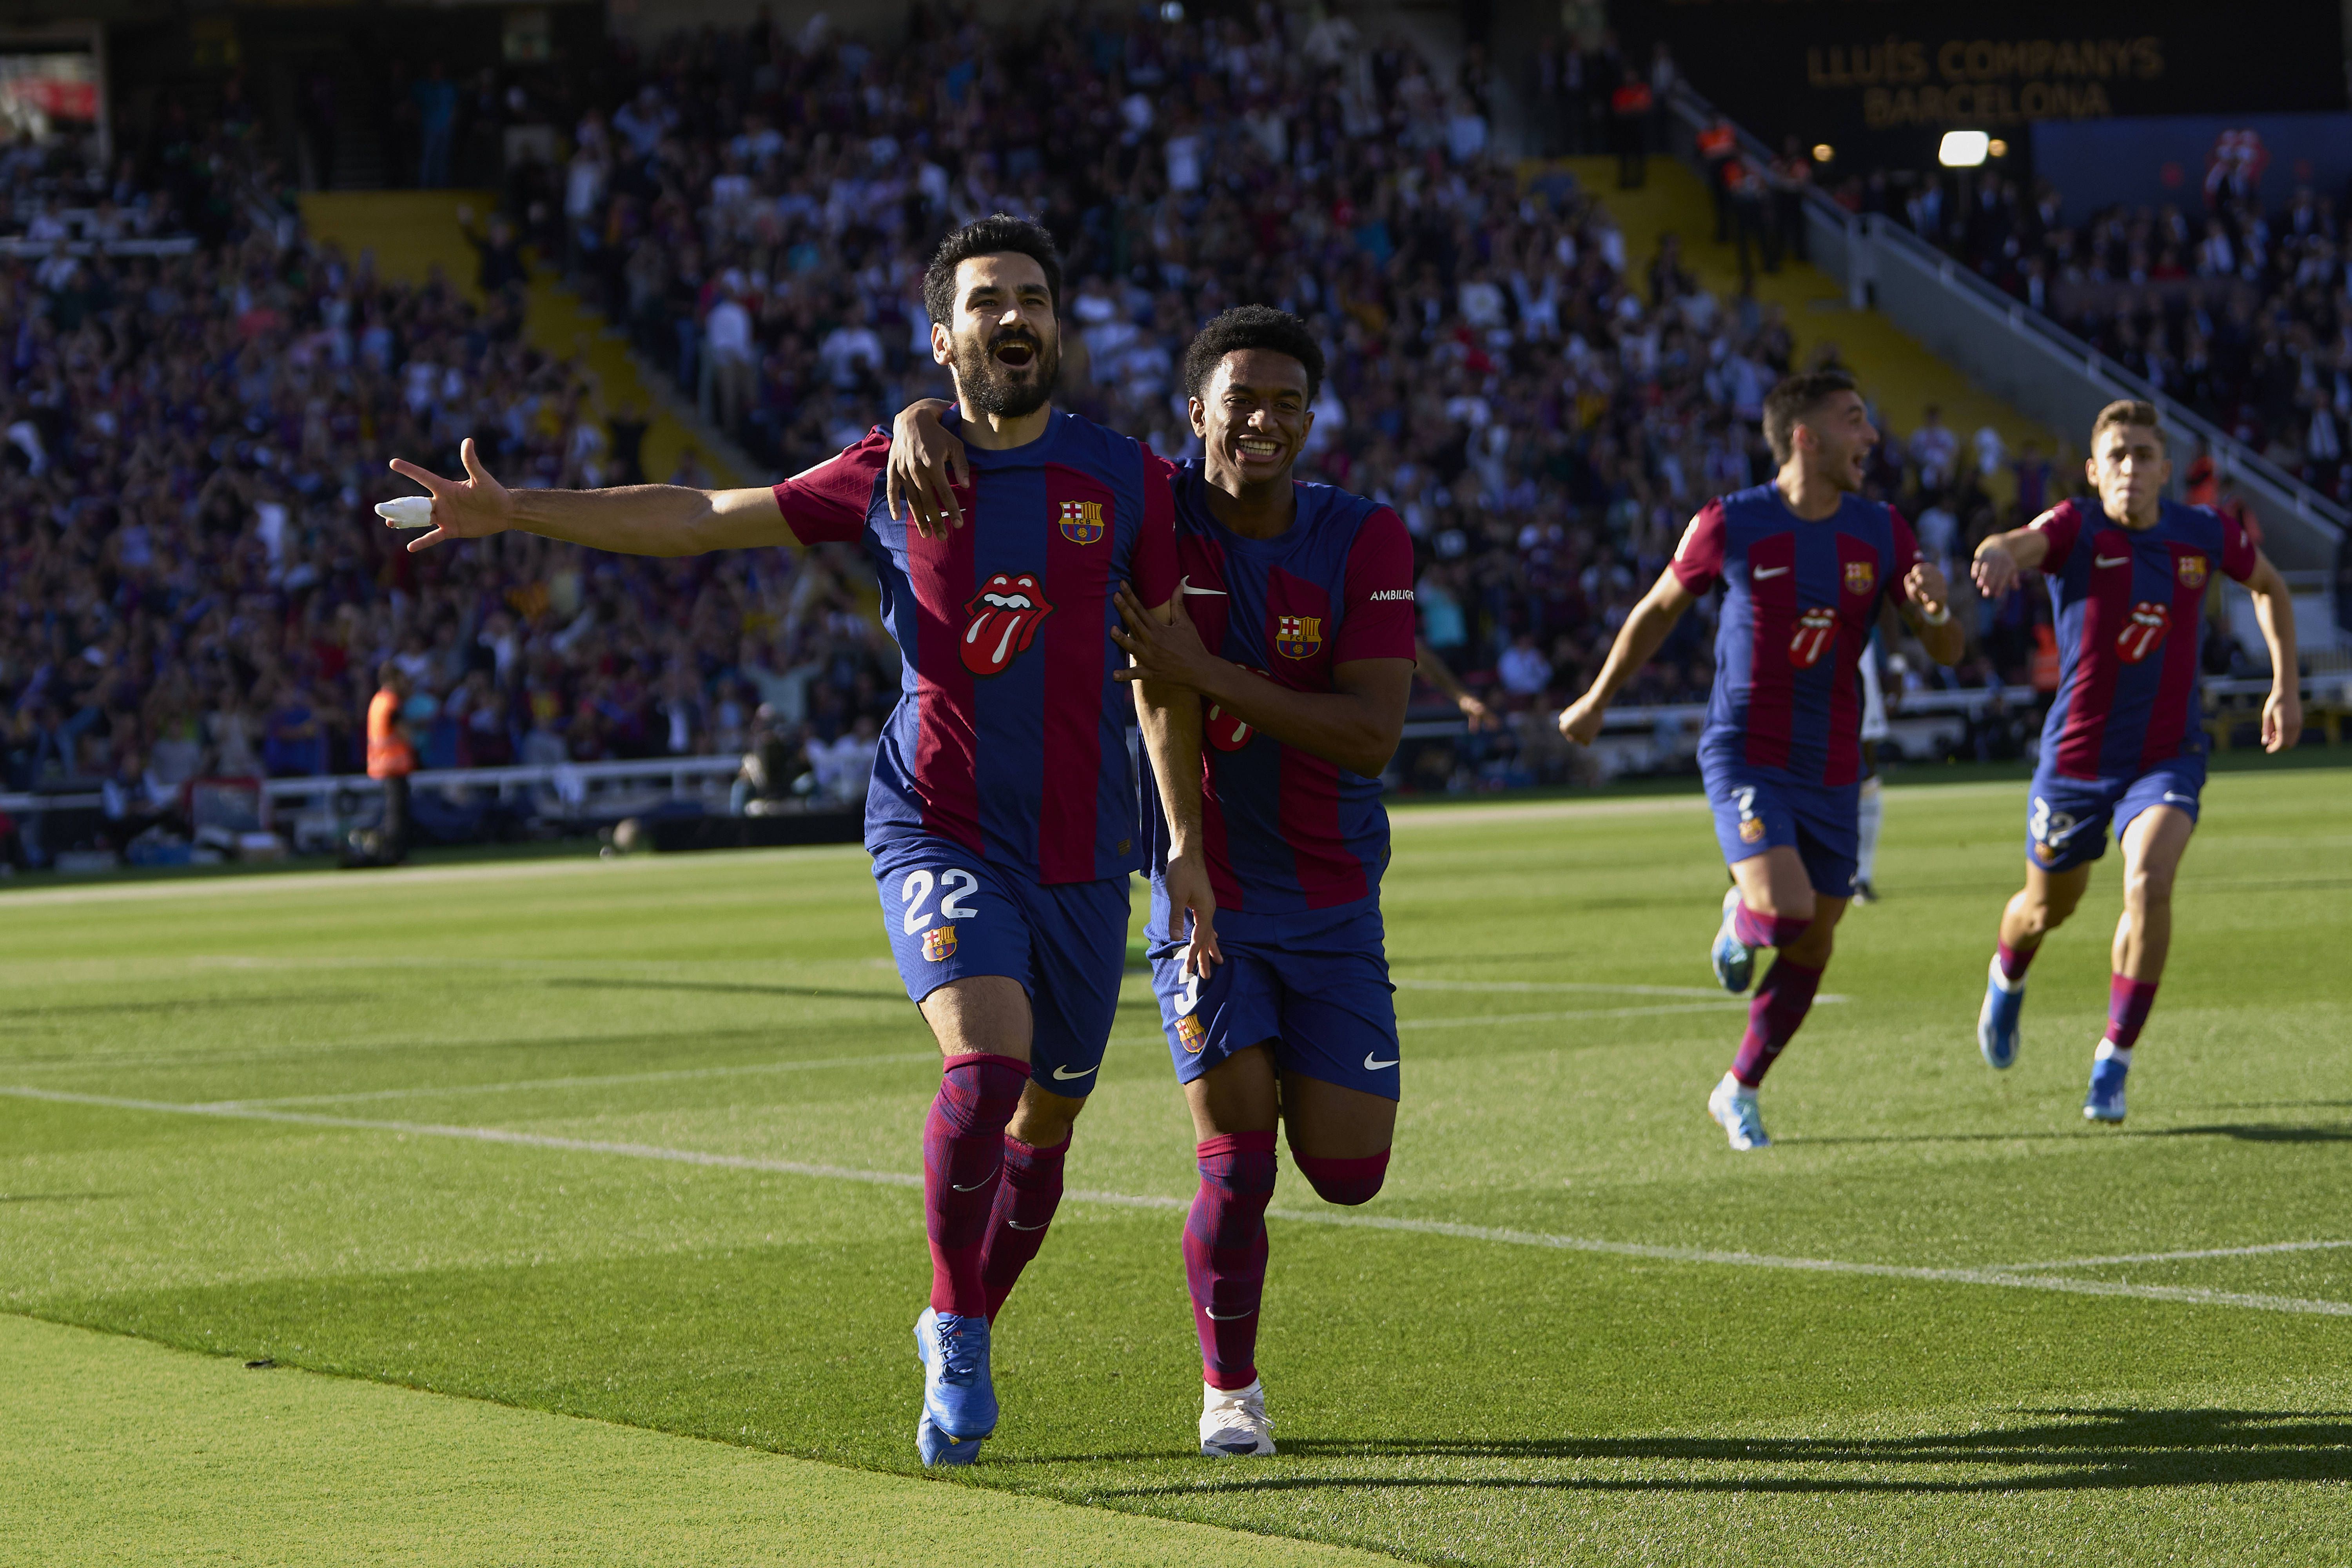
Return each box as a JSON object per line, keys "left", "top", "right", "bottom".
{"left": 0, "top": 753, "right": 746, "bottom": 818}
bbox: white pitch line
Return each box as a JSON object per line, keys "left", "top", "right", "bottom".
{"left": 1999, "top": 1238, "right": 2352, "bottom": 1271}
{"left": 204, "top": 1052, "right": 944, "bottom": 1109}
{"left": 7, "top": 1085, "right": 2350, "bottom": 1321}
{"left": 1396, "top": 979, "right": 1852, "bottom": 1004}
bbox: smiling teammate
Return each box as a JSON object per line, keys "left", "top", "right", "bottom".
{"left": 890, "top": 305, "right": 1415, "bottom": 1457}
{"left": 1558, "top": 371, "right": 1964, "bottom": 1149}
{"left": 1970, "top": 400, "right": 2299, "bottom": 1122}
{"left": 383, "top": 215, "right": 1217, "bottom": 1468}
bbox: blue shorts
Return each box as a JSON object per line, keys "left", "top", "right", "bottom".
{"left": 872, "top": 835, "right": 1128, "bottom": 1097}
{"left": 1701, "top": 755, "right": 1860, "bottom": 898}
{"left": 2025, "top": 756, "right": 2205, "bottom": 874}
{"left": 1147, "top": 909, "right": 1399, "bottom": 1101}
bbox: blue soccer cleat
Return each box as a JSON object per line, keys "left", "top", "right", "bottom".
{"left": 1708, "top": 1071, "right": 1771, "bottom": 1150}
{"left": 912, "top": 1307, "right": 996, "bottom": 1465}
{"left": 1978, "top": 955, "right": 2024, "bottom": 1071}
{"left": 1710, "top": 886, "right": 1754, "bottom": 995}
{"left": 2083, "top": 1057, "right": 2128, "bottom": 1123}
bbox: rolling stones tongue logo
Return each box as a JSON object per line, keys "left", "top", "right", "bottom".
{"left": 1206, "top": 667, "right": 1273, "bottom": 752}
{"left": 2116, "top": 601, "right": 2170, "bottom": 663}
{"left": 960, "top": 572, "right": 1053, "bottom": 676}
{"left": 1788, "top": 607, "right": 1838, "bottom": 669}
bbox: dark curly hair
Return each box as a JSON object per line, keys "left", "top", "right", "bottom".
{"left": 1180, "top": 305, "right": 1325, "bottom": 404}
{"left": 1760, "top": 368, "right": 1860, "bottom": 465}
{"left": 921, "top": 214, "right": 1062, "bottom": 326}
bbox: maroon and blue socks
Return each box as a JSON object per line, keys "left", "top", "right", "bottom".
{"left": 1186, "top": 1131, "right": 1277, "bottom": 1391}
{"left": 1732, "top": 904, "right": 1812, "bottom": 952}
{"left": 2104, "top": 974, "right": 2159, "bottom": 1054}
{"left": 922, "top": 1052, "right": 1027, "bottom": 1319}
{"left": 1996, "top": 938, "right": 2040, "bottom": 986}
{"left": 1730, "top": 956, "right": 1824, "bottom": 1088}
{"left": 979, "top": 1131, "right": 1069, "bottom": 1322}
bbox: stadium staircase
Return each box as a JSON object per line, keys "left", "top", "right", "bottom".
{"left": 1541, "top": 155, "right": 2057, "bottom": 502}
{"left": 296, "top": 191, "right": 743, "bottom": 489}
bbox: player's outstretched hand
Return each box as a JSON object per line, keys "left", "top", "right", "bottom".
{"left": 1161, "top": 849, "right": 1223, "bottom": 979}
{"left": 1905, "top": 559, "right": 1952, "bottom": 619}
{"left": 1556, "top": 691, "right": 1606, "bottom": 746}
{"left": 386, "top": 438, "right": 514, "bottom": 553}
{"left": 1971, "top": 542, "right": 2021, "bottom": 600}
{"left": 885, "top": 400, "right": 967, "bottom": 539}
{"left": 1110, "top": 583, "right": 1221, "bottom": 692}
{"left": 2263, "top": 684, "right": 2303, "bottom": 753}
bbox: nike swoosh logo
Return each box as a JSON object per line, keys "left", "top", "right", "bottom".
{"left": 1051, "top": 1063, "right": 1098, "bottom": 1080}
{"left": 2162, "top": 793, "right": 2194, "bottom": 804}
{"left": 1179, "top": 576, "right": 1226, "bottom": 595}
{"left": 950, "top": 1179, "right": 993, "bottom": 1191}
{"left": 1007, "top": 1220, "right": 1048, "bottom": 1231}
{"left": 2094, "top": 555, "right": 2129, "bottom": 567}
{"left": 1204, "top": 1307, "right": 1258, "bottom": 1321}
{"left": 1752, "top": 565, "right": 1789, "bottom": 579}
{"left": 1364, "top": 1054, "right": 1399, "bottom": 1071}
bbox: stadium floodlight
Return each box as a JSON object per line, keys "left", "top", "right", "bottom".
{"left": 1938, "top": 130, "right": 1991, "bottom": 168}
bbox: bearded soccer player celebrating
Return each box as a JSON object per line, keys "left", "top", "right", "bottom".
{"left": 1558, "top": 371, "right": 1964, "bottom": 1148}
{"left": 1969, "top": 400, "right": 2299, "bottom": 1122}
{"left": 383, "top": 216, "right": 1217, "bottom": 1468}
{"left": 890, "top": 306, "right": 1414, "bottom": 1458}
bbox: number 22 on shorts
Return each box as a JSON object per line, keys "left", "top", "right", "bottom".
{"left": 902, "top": 867, "right": 980, "bottom": 961}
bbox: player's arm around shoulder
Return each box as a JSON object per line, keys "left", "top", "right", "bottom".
{"left": 884, "top": 398, "right": 967, "bottom": 537}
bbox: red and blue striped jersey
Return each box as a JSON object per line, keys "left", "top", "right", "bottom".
{"left": 2030, "top": 497, "right": 2255, "bottom": 780}
{"left": 772, "top": 412, "right": 1179, "bottom": 884}
{"left": 1671, "top": 484, "right": 1922, "bottom": 788}
{"left": 1145, "top": 463, "right": 1417, "bottom": 939}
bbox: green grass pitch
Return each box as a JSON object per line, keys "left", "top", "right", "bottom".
{"left": 3, "top": 766, "right": 2348, "bottom": 1565}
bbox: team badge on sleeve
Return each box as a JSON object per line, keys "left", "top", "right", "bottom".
{"left": 1274, "top": 614, "right": 1323, "bottom": 659}
{"left": 2116, "top": 602, "right": 2170, "bottom": 663}
{"left": 1789, "top": 607, "right": 1838, "bottom": 668}
{"left": 1057, "top": 499, "right": 1105, "bottom": 544}
{"left": 2176, "top": 554, "right": 2207, "bottom": 589}
{"left": 923, "top": 925, "right": 958, "bottom": 962}
{"left": 1844, "top": 561, "right": 1876, "bottom": 596}
{"left": 961, "top": 572, "right": 1054, "bottom": 676}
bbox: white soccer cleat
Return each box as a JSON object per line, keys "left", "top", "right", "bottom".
{"left": 1200, "top": 1379, "right": 1276, "bottom": 1457}
{"left": 1708, "top": 1071, "right": 1771, "bottom": 1150}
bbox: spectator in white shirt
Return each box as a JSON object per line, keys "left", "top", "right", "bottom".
{"left": 701, "top": 280, "right": 756, "bottom": 432}
{"left": 1497, "top": 633, "right": 1553, "bottom": 700}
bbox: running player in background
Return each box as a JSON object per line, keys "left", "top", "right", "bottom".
{"left": 1969, "top": 400, "right": 2299, "bottom": 1122}
{"left": 891, "top": 306, "right": 1415, "bottom": 1459}
{"left": 385, "top": 216, "right": 1218, "bottom": 1468}
{"left": 1851, "top": 626, "right": 1889, "bottom": 903}
{"left": 1559, "top": 371, "right": 1964, "bottom": 1148}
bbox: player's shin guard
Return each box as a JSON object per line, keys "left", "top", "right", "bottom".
{"left": 1731, "top": 905, "right": 1812, "bottom": 951}
{"left": 1186, "top": 1131, "right": 1277, "bottom": 1391}
{"left": 922, "top": 1053, "right": 1027, "bottom": 1319}
{"left": 1293, "top": 1149, "right": 1389, "bottom": 1207}
{"left": 1729, "top": 956, "right": 1824, "bottom": 1087}
{"left": 978, "top": 1132, "right": 1069, "bottom": 1322}
{"left": 2104, "top": 975, "right": 2159, "bottom": 1051}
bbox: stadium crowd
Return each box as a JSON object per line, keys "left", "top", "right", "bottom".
{"left": 1827, "top": 160, "right": 2352, "bottom": 504}
{"left": 1, "top": 5, "right": 2056, "bottom": 867}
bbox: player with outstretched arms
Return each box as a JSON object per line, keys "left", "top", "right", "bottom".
{"left": 1969, "top": 399, "right": 2299, "bottom": 1121}
{"left": 889, "top": 306, "right": 1416, "bottom": 1458}
{"left": 382, "top": 216, "right": 1218, "bottom": 1468}
{"left": 1557, "top": 371, "right": 1964, "bottom": 1148}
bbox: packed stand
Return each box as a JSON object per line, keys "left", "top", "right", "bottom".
{"left": 1822, "top": 161, "right": 2352, "bottom": 504}
{"left": 0, "top": 105, "right": 898, "bottom": 869}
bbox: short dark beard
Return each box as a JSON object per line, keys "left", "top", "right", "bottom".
{"left": 953, "top": 327, "right": 1060, "bottom": 419}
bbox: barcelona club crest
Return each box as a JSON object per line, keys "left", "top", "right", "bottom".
{"left": 1175, "top": 1012, "right": 1207, "bottom": 1054}
{"left": 2176, "top": 554, "right": 2208, "bottom": 590}
{"left": 1274, "top": 613, "right": 1323, "bottom": 659}
{"left": 923, "top": 925, "right": 958, "bottom": 962}
{"left": 1057, "top": 499, "right": 1105, "bottom": 545}
{"left": 1844, "top": 560, "right": 1876, "bottom": 596}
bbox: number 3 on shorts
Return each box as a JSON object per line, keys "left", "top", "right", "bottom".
{"left": 902, "top": 867, "right": 982, "bottom": 933}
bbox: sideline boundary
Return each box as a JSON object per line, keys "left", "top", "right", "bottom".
{"left": 8, "top": 1084, "right": 2347, "bottom": 1321}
